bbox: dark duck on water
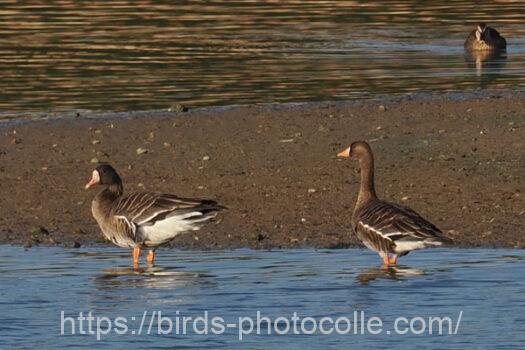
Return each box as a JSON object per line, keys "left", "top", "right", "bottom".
{"left": 464, "top": 23, "right": 506, "bottom": 51}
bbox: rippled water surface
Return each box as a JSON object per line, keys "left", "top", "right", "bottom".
{"left": 1, "top": 247, "right": 524, "bottom": 349}
{"left": 0, "top": 1, "right": 524, "bottom": 115}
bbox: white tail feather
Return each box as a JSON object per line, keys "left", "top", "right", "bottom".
{"left": 137, "top": 211, "right": 216, "bottom": 246}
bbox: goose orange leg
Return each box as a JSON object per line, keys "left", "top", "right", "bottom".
{"left": 133, "top": 247, "right": 141, "bottom": 269}
{"left": 147, "top": 250, "right": 156, "bottom": 266}
{"left": 389, "top": 255, "right": 398, "bottom": 266}
{"left": 382, "top": 255, "right": 390, "bottom": 267}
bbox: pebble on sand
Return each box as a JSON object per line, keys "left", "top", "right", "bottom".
{"left": 9, "top": 136, "right": 21, "bottom": 145}
{"left": 318, "top": 125, "right": 328, "bottom": 133}
{"left": 168, "top": 103, "right": 189, "bottom": 113}
{"left": 136, "top": 147, "right": 149, "bottom": 155}
{"left": 30, "top": 226, "right": 49, "bottom": 235}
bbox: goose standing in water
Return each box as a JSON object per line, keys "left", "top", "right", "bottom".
{"left": 85, "top": 164, "right": 225, "bottom": 269}
{"left": 464, "top": 23, "right": 506, "bottom": 51}
{"left": 337, "top": 142, "right": 451, "bottom": 267}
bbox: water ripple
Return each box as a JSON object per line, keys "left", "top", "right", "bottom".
{"left": 0, "top": 246, "right": 524, "bottom": 348}
{"left": 0, "top": 1, "right": 524, "bottom": 115}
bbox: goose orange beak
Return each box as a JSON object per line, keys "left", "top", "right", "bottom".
{"left": 337, "top": 147, "right": 351, "bottom": 158}
{"left": 85, "top": 178, "right": 98, "bottom": 189}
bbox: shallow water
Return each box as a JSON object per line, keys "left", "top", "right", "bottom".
{"left": 0, "top": 246, "right": 524, "bottom": 349}
{"left": 0, "top": 1, "right": 524, "bottom": 116}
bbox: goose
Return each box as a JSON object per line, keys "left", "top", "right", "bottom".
{"left": 337, "top": 141, "right": 451, "bottom": 267}
{"left": 85, "top": 164, "right": 225, "bottom": 269}
{"left": 464, "top": 23, "right": 506, "bottom": 51}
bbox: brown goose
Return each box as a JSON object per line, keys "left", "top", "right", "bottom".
{"left": 337, "top": 141, "right": 451, "bottom": 267}
{"left": 85, "top": 164, "right": 225, "bottom": 269}
{"left": 464, "top": 23, "right": 506, "bottom": 51}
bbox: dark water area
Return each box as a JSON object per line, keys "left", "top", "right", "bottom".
{"left": 1, "top": 247, "right": 524, "bottom": 349}
{"left": 0, "top": 1, "right": 524, "bottom": 116}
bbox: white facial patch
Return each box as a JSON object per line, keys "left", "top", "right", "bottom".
{"left": 92, "top": 170, "right": 100, "bottom": 183}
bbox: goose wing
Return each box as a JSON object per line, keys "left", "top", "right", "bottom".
{"left": 111, "top": 192, "right": 223, "bottom": 228}
{"left": 355, "top": 200, "right": 446, "bottom": 244}
{"left": 464, "top": 29, "right": 477, "bottom": 49}
{"left": 487, "top": 27, "right": 506, "bottom": 46}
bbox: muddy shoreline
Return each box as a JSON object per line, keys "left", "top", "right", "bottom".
{"left": 1, "top": 91, "right": 524, "bottom": 249}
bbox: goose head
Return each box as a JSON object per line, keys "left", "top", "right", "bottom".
{"left": 337, "top": 141, "right": 372, "bottom": 161}
{"left": 85, "top": 164, "right": 122, "bottom": 189}
{"left": 475, "top": 23, "right": 487, "bottom": 42}
{"left": 337, "top": 141, "right": 377, "bottom": 202}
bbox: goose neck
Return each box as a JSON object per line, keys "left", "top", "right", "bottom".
{"left": 356, "top": 155, "right": 377, "bottom": 207}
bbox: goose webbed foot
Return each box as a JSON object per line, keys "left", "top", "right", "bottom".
{"left": 381, "top": 254, "right": 398, "bottom": 268}
{"left": 389, "top": 255, "right": 398, "bottom": 266}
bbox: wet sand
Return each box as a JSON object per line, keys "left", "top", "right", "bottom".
{"left": 0, "top": 90, "right": 524, "bottom": 249}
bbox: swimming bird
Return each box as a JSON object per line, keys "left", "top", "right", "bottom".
{"left": 464, "top": 23, "right": 506, "bottom": 51}
{"left": 85, "top": 164, "right": 225, "bottom": 269}
{"left": 337, "top": 141, "right": 451, "bottom": 267}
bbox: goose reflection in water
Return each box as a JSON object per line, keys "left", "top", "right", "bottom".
{"left": 356, "top": 266, "right": 425, "bottom": 285}
{"left": 464, "top": 50, "right": 507, "bottom": 78}
{"left": 92, "top": 266, "right": 216, "bottom": 294}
